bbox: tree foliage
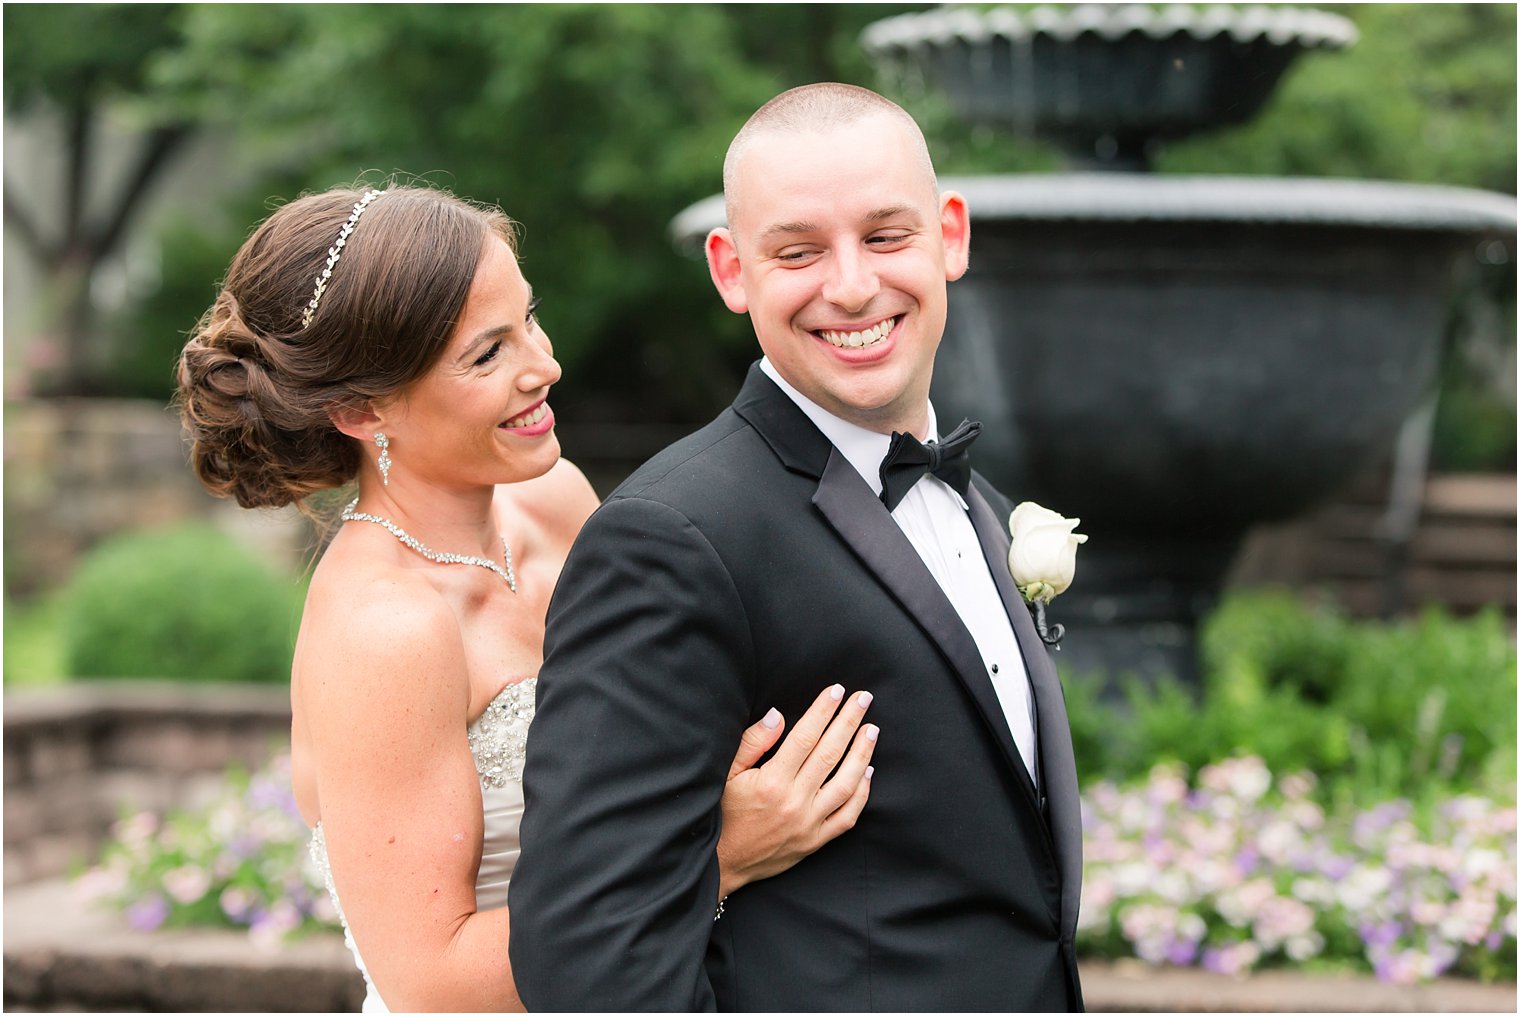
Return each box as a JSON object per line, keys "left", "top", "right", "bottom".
{"left": 1156, "top": 4, "right": 1517, "bottom": 193}
{"left": 3, "top": 4, "right": 195, "bottom": 394}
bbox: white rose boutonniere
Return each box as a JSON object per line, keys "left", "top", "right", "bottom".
{"left": 1007, "top": 501, "right": 1087, "bottom": 647}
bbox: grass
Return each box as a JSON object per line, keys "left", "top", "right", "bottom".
{"left": 4, "top": 593, "right": 68, "bottom": 686}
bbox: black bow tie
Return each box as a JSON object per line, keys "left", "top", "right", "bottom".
{"left": 878, "top": 418, "right": 982, "bottom": 512}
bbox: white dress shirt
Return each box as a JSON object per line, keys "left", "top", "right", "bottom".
{"left": 760, "top": 358, "right": 1038, "bottom": 787}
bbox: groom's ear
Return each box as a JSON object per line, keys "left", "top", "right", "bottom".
{"left": 939, "top": 190, "right": 971, "bottom": 282}
{"left": 705, "top": 227, "right": 749, "bottom": 314}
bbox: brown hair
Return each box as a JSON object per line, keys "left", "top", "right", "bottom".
{"left": 175, "top": 183, "right": 516, "bottom": 510}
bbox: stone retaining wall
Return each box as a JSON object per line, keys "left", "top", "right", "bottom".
{"left": 3, "top": 682, "right": 291, "bottom": 886}
{"left": 3, "top": 398, "right": 313, "bottom": 598}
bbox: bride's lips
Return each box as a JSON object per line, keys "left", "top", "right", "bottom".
{"left": 499, "top": 398, "right": 555, "bottom": 437}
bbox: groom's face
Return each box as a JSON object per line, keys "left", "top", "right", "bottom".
{"left": 707, "top": 113, "right": 969, "bottom": 437}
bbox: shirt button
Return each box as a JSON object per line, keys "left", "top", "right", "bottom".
{"left": 991, "top": 663, "right": 1000, "bottom": 675}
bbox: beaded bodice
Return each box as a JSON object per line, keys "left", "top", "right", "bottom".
{"left": 308, "top": 678, "right": 537, "bottom": 1012}
{"left": 467, "top": 677, "right": 536, "bottom": 787}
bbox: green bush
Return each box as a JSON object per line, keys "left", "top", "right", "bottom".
{"left": 60, "top": 525, "right": 301, "bottom": 683}
{"left": 1065, "top": 589, "right": 1518, "bottom": 804}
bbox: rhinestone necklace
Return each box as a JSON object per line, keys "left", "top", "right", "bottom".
{"left": 340, "top": 499, "right": 517, "bottom": 592}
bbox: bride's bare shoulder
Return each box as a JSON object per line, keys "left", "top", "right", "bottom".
{"left": 501, "top": 457, "right": 601, "bottom": 543}
{"left": 297, "top": 551, "right": 468, "bottom": 723}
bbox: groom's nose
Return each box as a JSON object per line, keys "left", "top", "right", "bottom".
{"left": 821, "top": 245, "right": 880, "bottom": 313}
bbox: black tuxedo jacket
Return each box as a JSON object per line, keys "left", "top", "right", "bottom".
{"left": 510, "top": 364, "right": 1083, "bottom": 1012}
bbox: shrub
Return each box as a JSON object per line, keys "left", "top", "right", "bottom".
{"left": 1064, "top": 589, "right": 1517, "bottom": 804}
{"left": 60, "top": 525, "right": 301, "bottom": 683}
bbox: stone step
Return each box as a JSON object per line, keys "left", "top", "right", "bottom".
{"left": 4, "top": 879, "right": 1514, "bottom": 1013}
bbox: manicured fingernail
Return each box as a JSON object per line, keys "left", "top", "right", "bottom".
{"left": 865, "top": 724, "right": 879, "bottom": 743}
{"left": 762, "top": 707, "right": 781, "bottom": 729}
{"left": 856, "top": 691, "right": 873, "bottom": 709}
{"left": 865, "top": 765, "right": 875, "bottom": 781}
{"left": 829, "top": 684, "right": 844, "bottom": 701}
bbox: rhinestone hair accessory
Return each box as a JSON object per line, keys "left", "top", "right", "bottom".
{"left": 301, "top": 189, "right": 385, "bottom": 329}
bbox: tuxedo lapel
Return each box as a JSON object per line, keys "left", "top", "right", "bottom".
{"left": 811, "top": 449, "right": 1040, "bottom": 809}
{"left": 966, "top": 484, "right": 1084, "bottom": 943}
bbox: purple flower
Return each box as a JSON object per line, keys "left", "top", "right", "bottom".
{"left": 1320, "top": 855, "right": 1355, "bottom": 882}
{"left": 1359, "top": 921, "right": 1403, "bottom": 948}
{"left": 125, "top": 895, "right": 170, "bottom": 933}
{"left": 220, "top": 886, "right": 257, "bottom": 923}
{"left": 246, "top": 777, "right": 295, "bottom": 814}
{"left": 224, "top": 833, "right": 262, "bottom": 861}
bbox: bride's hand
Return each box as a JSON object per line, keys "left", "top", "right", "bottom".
{"left": 715, "top": 683, "right": 877, "bottom": 899}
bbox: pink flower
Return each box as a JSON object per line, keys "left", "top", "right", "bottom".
{"left": 163, "top": 865, "right": 211, "bottom": 906}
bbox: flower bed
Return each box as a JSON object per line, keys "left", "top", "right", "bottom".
{"left": 77, "top": 755, "right": 335, "bottom": 948}
{"left": 77, "top": 750, "right": 1517, "bottom": 985}
{"left": 1078, "top": 756, "right": 1517, "bottom": 984}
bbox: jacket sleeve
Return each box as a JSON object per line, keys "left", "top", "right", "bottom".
{"left": 508, "top": 495, "right": 754, "bottom": 1011}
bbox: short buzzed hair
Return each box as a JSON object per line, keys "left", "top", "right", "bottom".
{"left": 722, "top": 82, "right": 938, "bottom": 225}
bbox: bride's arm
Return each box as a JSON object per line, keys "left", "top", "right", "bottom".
{"left": 304, "top": 579, "right": 522, "bottom": 1013}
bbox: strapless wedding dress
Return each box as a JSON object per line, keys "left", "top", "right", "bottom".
{"left": 309, "top": 678, "right": 536, "bottom": 1013}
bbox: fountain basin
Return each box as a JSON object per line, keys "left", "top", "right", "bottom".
{"left": 861, "top": 5, "right": 1357, "bottom": 168}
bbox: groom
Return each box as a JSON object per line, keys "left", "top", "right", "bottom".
{"left": 511, "top": 83, "right": 1083, "bottom": 1011}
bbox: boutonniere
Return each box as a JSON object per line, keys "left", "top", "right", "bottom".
{"left": 1007, "top": 502, "right": 1088, "bottom": 648}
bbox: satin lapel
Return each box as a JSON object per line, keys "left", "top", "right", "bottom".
{"left": 811, "top": 450, "right": 1038, "bottom": 807}
{"left": 966, "top": 485, "right": 1084, "bottom": 942}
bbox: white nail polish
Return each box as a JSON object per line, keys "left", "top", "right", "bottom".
{"left": 857, "top": 691, "right": 873, "bottom": 709}
{"left": 866, "top": 725, "right": 879, "bottom": 743}
{"left": 762, "top": 707, "right": 781, "bottom": 729}
{"left": 830, "top": 684, "right": 844, "bottom": 701}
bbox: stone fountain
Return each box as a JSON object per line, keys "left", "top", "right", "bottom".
{"left": 672, "top": 5, "right": 1516, "bottom": 684}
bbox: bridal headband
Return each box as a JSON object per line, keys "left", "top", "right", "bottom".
{"left": 301, "top": 188, "right": 386, "bottom": 329}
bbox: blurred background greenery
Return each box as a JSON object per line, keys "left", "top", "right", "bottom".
{"left": 3, "top": 3, "right": 1515, "bottom": 464}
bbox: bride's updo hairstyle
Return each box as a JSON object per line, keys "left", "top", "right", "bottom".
{"left": 176, "top": 184, "right": 515, "bottom": 510}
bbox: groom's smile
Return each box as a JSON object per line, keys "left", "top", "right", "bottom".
{"left": 814, "top": 314, "right": 900, "bottom": 350}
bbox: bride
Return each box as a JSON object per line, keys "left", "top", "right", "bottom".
{"left": 176, "top": 183, "right": 879, "bottom": 1012}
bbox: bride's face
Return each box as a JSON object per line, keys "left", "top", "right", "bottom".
{"left": 379, "top": 236, "right": 563, "bottom": 489}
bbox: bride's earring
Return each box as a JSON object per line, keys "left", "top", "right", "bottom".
{"left": 375, "top": 433, "right": 392, "bottom": 486}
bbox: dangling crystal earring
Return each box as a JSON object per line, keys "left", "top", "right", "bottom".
{"left": 375, "top": 433, "right": 392, "bottom": 486}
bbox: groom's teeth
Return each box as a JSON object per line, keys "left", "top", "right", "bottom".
{"left": 821, "top": 318, "right": 894, "bottom": 348}
{"left": 503, "top": 404, "right": 548, "bottom": 428}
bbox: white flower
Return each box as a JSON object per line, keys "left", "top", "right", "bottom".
{"left": 1007, "top": 502, "right": 1088, "bottom": 604}
{"left": 163, "top": 864, "right": 212, "bottom": 905}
